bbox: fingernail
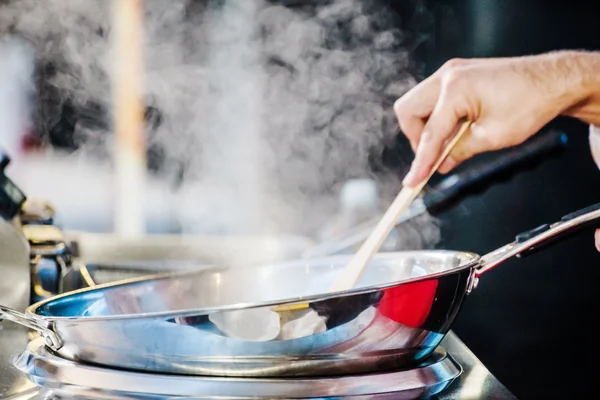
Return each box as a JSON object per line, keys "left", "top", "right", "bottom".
{"left": 402, "top": 169, "right": 415, "bottom": 186}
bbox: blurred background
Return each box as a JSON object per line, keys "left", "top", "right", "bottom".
{"left": 1, "top": 0, "right": 599, "bottom": 398}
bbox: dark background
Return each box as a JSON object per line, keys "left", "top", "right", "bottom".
{"left": 390, "top": 0, "right": 600, "bottom": 398}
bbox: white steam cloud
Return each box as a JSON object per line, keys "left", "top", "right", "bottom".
{"left": 0, "top": 0, "right": 439, "bottom": 251}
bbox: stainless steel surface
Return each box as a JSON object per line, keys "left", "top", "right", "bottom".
{"left": 5, "top": 251, "right": 478, "bottom": 378}
{"left": 14, "top": 337, "right": 461, "bottom": 399}
{"left": 0, "top": 145, "right": 30, "bottom": 312}
{"left": 476, "top": 202, "right": 600, "bottom": 275}
{"left": 0, "top": 201, "right": 598, "bottom": 378}
{"left": 0, "top": 327, "right": 37, "bottom": 400}
{"left": 35, "top": 231, "right": 315, "bottom": 300}
{"left": 60, "top": 232, "right": 315, "bottom": 288}
{"left": 0, "top": 326, "right": 516, "bottom": 399}
{"left": 0, "top": 306, "right": 61, "bottom": 348}
{"left": 435, "top": 333, "right": 517, "bottom": 400}
{"left": 0, "top": 218, "right": 30, "bottom": 312}
{"left": 67, "top": 231, "right": 315, "bottom": 267}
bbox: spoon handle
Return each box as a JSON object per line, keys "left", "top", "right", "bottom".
{"left": 328, "top": 119, "right": 472, "bottom": 293}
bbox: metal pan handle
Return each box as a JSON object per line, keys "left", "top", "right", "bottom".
{"left": 476, "top": 202, "right": 600, "bottom": 277}
{"left": 0, "top": 305, "right": 62, "bottom": 348}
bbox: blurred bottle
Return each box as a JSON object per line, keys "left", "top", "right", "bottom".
{"left": 317, "top": 178, "right": 401, "bottom": 254}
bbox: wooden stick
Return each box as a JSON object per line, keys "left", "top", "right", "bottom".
{"left": 112, "top": 0, "right": 146, "bottom": 237}
{"left": 327, "top": 120, "right": 472, "bottom": 293}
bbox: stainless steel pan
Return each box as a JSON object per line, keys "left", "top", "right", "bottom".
{"left": 2, "top": 202, "right": 599, "bottom": 378}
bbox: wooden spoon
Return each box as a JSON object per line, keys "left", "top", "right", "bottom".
{"left": 327, "top": 119, "right": 472, "bottom": 293}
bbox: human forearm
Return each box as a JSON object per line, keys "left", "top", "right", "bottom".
{"left": 551, "top": 50, "right": 600, "bottom": 125}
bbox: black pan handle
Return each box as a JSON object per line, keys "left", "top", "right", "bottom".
{"left": 422, "top": 129, "right": 568, "bottom": 214}
{"left": 476, "top": 202, "right": 600, "bottom": 277}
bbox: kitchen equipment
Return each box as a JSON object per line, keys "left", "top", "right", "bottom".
{"left": 15, "top": 337, "right": 461, "bottom": 399}
{"left": 5, "top": 329, "right": 520, "bottom": 400}
{"left": 0, "top": 220, "right": 29, "bottom": 312}
{"left": 26, "top": 224, "right": 73, "bottom": 305}
{"left": 0, "top": 151, "right": 30, "bottom": 311}
{"left": 327, "top": 120, "right": 471, "bottom": 292}
{"left": 59, "top": 232, "right": 315, "bottom": 293}
{"left": 1, "top": 201, "right": 598, "bottom": 378}
{"left": 304, "top": 127, "right": 569, "bottom": 258}
{"left": 31, "top": 230, "right": 315, "bottom": 304}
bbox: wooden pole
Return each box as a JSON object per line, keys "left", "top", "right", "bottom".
{"left": 112, "top": 0, "right": 146, "bottom": 237}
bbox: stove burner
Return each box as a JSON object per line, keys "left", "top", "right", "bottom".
{"left": 15, "top": 338, "right": 461, "bottom": 399}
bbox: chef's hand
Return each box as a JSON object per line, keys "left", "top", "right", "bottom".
{"left": 596, "top": 229, "right": 600, "bottom": 252}
{"left": 394, "top": 50, "right": 600, "bottom": 187}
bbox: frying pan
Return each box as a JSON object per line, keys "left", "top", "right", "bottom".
{"left": 1, "top": 201, "right": 599, "bottom": 378}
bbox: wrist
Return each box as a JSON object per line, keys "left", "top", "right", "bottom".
{"left": 549, "top": 50, "right": 600, "bottom": 124}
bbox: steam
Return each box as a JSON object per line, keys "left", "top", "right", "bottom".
{"left": 0, "top": 0, "right": 440, "bottom": 251}
{"left": 0, "top": 36, "right": 34, "bottom": 164}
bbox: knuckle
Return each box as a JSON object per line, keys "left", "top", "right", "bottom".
{"left": 441, "top": 58, "right": 466, "bottom": 72}
{"left": 420, "top": 130, "right": 438, "bottom": 144}
{"left": 441, "top": 69, "right": 465, "bottom": 88}
{"left": 482, "top": 131, "right": 502, "bottom": 149}
{"left": 393, "top": 98, "right": 404, "bottom": 116}
{"left": 438, "top": 59, "right": 471, "bottom": 89}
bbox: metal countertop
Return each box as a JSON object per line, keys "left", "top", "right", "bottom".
{"left": 435, "top": 332, "right": 517, "bottom": 400}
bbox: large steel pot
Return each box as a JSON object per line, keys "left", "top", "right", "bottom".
{"left": 1, "top": 202, "right": 599, "bottom": 378}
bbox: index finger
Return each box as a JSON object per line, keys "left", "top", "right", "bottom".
{"left": 393, "top": 77, "right": 441, "bottom": 151}
{"left": 402, "top": 90, "right": 466, "bottom": 187}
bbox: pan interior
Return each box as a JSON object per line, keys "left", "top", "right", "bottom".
{"left": 35, "top": 250, "right": 478, "bottom": 319}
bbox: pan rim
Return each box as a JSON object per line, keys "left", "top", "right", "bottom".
{"left": 25, "top": 250, "right": 481, "bottom": 323}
